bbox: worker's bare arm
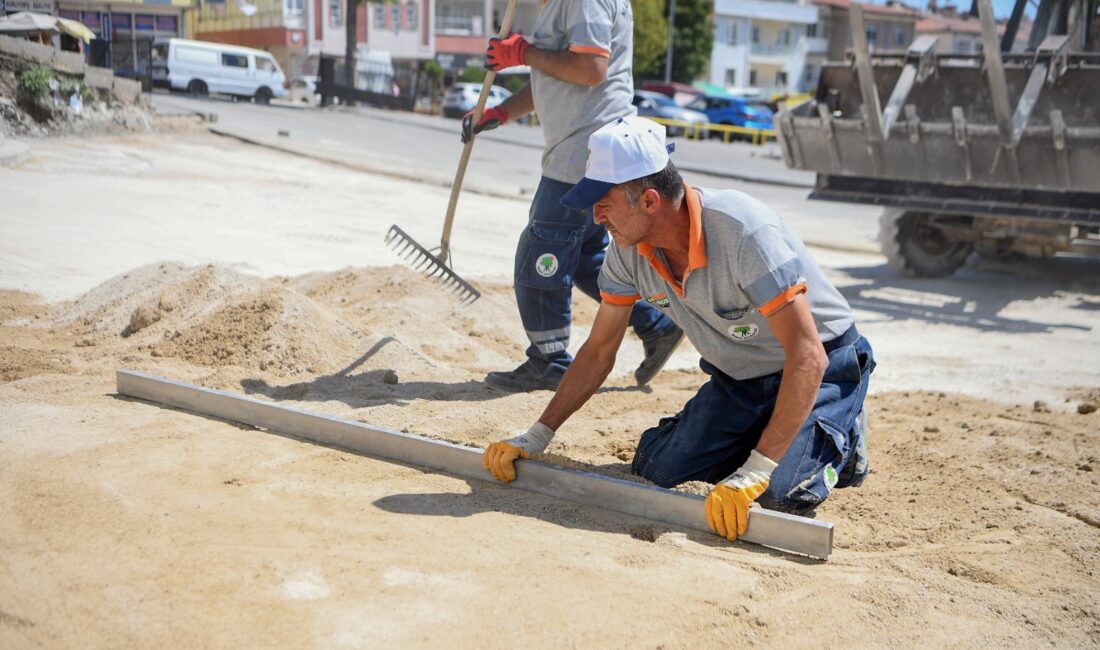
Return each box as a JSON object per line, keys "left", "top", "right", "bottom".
{"left": 499, "top": 82, "right": 534, "bottom": 120}
{"left": 755, "top": 295, "right": 829, "bottom": 462}
{"left": 525, "top": 48, "right": 609, "bottom": 88}
{"left": 538, "top": 300, "right": 632, "bottom": 430}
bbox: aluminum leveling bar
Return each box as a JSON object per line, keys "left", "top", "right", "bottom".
{"left": 116, "top": 370, "right": 834, "bottom": 559}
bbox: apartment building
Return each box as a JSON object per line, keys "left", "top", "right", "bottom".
{"left": 191, "top": 0, "right": 433, "bottom": 80}
{"left": 709, "top": 0, "right": 823, "bottom": 96}
{"left": 433, "top": 0, "right": 539, "bottom": 75}
{"left": 916, "top": 3, "right": 1031, "bottom": 53}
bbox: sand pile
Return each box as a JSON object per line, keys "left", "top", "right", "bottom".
{"left": 33, "top": 262, "right": 531, "bottom": 383}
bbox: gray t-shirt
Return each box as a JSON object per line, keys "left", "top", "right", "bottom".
{"left": 527, "top": 0, "right": 635, "bottom": 184}
{"left": 598, "top": 186, "right": 855, "bottom": 380}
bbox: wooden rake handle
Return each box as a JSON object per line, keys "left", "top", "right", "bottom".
{"left": 438, "top": 0, "right": 522, "bottom": 264}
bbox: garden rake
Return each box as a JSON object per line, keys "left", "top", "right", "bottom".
{"left": 385, "top": 0, "right": 521, "bottom": 306}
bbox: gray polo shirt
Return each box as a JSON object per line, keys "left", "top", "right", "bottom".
{"left": 598, "top": 186, "right": 855, "bottom": 381}
{"left": 527, "top": 0, "right": 635, "bottom": 184}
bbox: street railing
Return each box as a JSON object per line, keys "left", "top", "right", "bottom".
{"left": 644, "top": 116, "right": 777, "bottom": 145}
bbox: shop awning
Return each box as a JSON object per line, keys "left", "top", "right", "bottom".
{"left": 0, "top": 11, "right": 96, "bottom": 42}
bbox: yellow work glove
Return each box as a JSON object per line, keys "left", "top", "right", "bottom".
{"left": 705, "top": 450, "right": 779, "bottom": 541}
{"left": 482, "top": 422, "right": 555, "bottom": 483}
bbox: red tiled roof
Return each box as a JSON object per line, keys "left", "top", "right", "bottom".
{"left": 916, "top": 13, "right": 1005, "bottom": 34}
{"left": 813, "top": 0, "right": 923, "bottom": 17}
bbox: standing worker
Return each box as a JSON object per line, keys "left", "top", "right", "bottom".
{"left": 482, "top": 116, "right": 875, "bottom": 540}
{"left": 461, "top": 0, "right": 683, "bottom": 392}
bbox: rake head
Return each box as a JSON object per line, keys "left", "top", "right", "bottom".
{"left": 385, "top": 225, "right": 482, "bottom": 305}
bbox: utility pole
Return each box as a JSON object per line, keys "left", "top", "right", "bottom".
{"left": 663, "top": 0, "right": 676, "bottom": 83}
{"left": 345, "top": 0, "right": 358, "bottom": 89}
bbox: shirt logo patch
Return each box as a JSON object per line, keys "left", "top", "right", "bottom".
{"left": 535, "top": 253, "right": 559, "bottom": 277}
{"left": 728, "top": 323, "right": 759, "bottom": 340}
{"left": 645, "top": 293, "right": 671, "bottom": 309}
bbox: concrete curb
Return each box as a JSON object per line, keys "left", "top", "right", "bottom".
{"left": 677, "top": 162, "right": 815, "bottom": 189}
{"left": 0, "top": 139, "right": 29, "bottom": 167}
{"left": 208, "top": 127, "right": 530, "bottom": 203}
{"left": 332, "top": 106, "right": 818, "bottom": 190}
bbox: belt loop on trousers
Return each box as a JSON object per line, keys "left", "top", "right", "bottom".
{"left": 822, "top": 325, "right": 860, "bottom": 353}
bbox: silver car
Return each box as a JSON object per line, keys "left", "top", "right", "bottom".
{"left": 633, "top": 90, "right": 709, "bottom": 137}
{"left": 442, "top": 82, "right": 511, "bottom": 118}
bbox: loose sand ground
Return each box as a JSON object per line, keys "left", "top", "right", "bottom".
{"left": 1, "top": 264, "right": 1097, "bottom": 648}
{"left": 2, "top": 131, "right": 1099, "bottom": 647}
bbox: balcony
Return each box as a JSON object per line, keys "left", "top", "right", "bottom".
{"left": 195, "top": 0, "right": 303, "bottom": 32}
{"left": 752, "top": 43, "right": 796, "bottom": 56}
{"left": 435, "top": 14, "right": 485, "bottom": 36}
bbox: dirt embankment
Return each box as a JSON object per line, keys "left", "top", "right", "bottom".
{"left": 1, "top": 262, "right": 1098, "bottom": 647}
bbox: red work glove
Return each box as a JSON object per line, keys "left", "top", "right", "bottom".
{"left": 485, "top": 33, "right": 530, "bottom": 71}
{"left": 461, "top": 104, "right": 509, "bottom": 143}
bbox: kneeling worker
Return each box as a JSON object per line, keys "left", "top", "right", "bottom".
{"left": 482, "top": 115, "right": 875, "bottom": 541}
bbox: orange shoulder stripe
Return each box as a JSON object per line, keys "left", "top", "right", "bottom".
{"left": 758, "top": 282, "right": 807, "bottom": 317}
{"left": 569, "top": 44, "right": 611, "bottom": 57}
{"left": 600, "top": 291, "right": 639, "bottom": 306}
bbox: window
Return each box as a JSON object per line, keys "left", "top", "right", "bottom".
{"left": 776, "top": 70, "right": 788, "bottom": 86}
{"left": 729, "top": 22, "right": 738, "bottom": 44}
{"left": 406, "top": 2, "right": 416, "bottom": 30}
{"left": 894, "top": 26, "right": 906, "bottom": 47}
{"left": 725, "top": 69, "right": 737, "bottom": 87}
{"left": 375, "top": 3, "right": 385, "bottom": 25}
{"left": 329, "top": 0, "right": 341, "bottom": 27}
{"left": 390, "top": 4, "right": 400, "bottom": 29}
{"left": 749, "top": 69, "right": 757, "bottom": 85}
{"left": 806, "top": 23, "right": 817, "bottom": 37}
{"left": 256, "top": 56, "right": 276, "bottom": 72}
{"left": 284, "top": 0, "right": 303, "bottom": 14}
{"left": 752, "top": 26, "right": 759, "bottom": 44}
{"left": 778, "top": 28, "right": 791, "bottom": 46}
{"left": 865, "top": 24, "right": 878, "bottom": 47}
{"left": 221, "top": 53, "right": 249, "bottom": 68}
{"left": 177, "top": 46, "right": 218, "bottom": 64}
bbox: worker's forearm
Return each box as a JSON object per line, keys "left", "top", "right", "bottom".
{"left": 525, "top": 48, "right": 607, "bottom": 87}
{"left": 500, "top": 82, "right": 534, "bottom": 120}
{"left": 755, "top": 344, "right": 828, "bottom": 462}
{"left": 538, "top": 345, "right": 616, "bottom": 431}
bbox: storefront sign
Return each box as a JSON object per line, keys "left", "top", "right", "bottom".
{"left": 6, "top": 0, "right": 56, "bottom": 12}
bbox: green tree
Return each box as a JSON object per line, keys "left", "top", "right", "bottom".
{"left": 669, "top": 0, "right": 714, "bottom": 83}
{"left": 631, "top": 0, "right": 668, "bottom": 79}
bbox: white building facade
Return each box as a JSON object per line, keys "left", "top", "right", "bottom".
{"left": 709, "top": 0, "right": 824, "bottom": 96}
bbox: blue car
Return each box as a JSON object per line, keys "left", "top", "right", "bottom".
{"left": 685, "top": 94, "right": 774, "bottom": 138}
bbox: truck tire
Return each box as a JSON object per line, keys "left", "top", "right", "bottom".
{"left": 254, "top": 87, "right": 272, "bottom": 105}
{"left": 879, "top": 209, "right": 973, "bottom": 278}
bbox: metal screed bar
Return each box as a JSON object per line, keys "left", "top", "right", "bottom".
{"left": 116, "top": 370, "right": 834, "bottom": 559}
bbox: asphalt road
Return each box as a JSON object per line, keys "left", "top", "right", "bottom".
{"left": 150, "top": 91, "right": 883, "bottom": 254}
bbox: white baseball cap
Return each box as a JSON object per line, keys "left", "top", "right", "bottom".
{"left": 561, "top": 115, "right": 675, "bottom": 211}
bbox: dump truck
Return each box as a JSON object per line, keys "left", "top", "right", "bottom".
{"left": 775, "top": 0, "right": 1100, "bottom": 276}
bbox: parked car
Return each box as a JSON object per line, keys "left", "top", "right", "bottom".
{"left": 640, "top": 81, "right": 704, "bottom": 107}
{"left": 152, "top": 38, "right": 289, "bottom": 104}
{"left": 289, "top": 75, "right": 319, "bottom": 105}
{"left": 685, "top": 93, "right": 774, "bottom": 138}
{"left": 442, "top": 83, "right": 511, "bottom": 118}
{"left": 632, "top": 90, "right": 709, "bottom": 137}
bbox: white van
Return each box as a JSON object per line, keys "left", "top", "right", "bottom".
{"left": 152, "top": 38, "right": 288, "bottom": 104}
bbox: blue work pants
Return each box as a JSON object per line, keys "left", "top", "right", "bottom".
{"left": 514, "top": 176, "right": 674, "bottom": 373}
